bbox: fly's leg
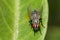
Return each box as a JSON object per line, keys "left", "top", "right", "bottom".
{"left": 29, "top": 20, "right": 32, "bottom": 28}
{"left": 32, "top": 28, "right": 36, "bottom": 36}
{"left": 29, "top": 20, "right": 36, "bottom": 35}
{"left": 38, "top": 27, "right": 42, "bottom": 35}
{"left": 39, "top": 18, "right": 45, "bottom": 28}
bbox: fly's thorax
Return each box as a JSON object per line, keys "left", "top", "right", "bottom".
{"left": 32, "top": 19, "right": 40, "bottom": 24}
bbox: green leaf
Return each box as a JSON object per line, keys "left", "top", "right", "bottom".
{"left": 0, "top": 0, "right": 48, "bottom": 40}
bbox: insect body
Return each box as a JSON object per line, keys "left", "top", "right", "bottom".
{"left": 29, "top": 10, "right": 43, "bottom": 34}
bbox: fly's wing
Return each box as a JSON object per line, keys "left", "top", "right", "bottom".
{"left": 27, "top": 6, "right": 34, "bottom": 20}
{"left": 37, "top": 3, "right": 43, "bottom": 18}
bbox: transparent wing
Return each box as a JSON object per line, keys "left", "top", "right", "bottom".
{"left": 37, "top": 2, "right": 43, "bottom": 18}
{"left": 27, "top": 6, "right": 33, "bottom": 19}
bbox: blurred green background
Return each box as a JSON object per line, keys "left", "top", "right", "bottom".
{"left": 45, "top": 0, "right": 60, "bottom": 40}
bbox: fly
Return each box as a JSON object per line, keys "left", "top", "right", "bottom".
{"left": 28, "top": 7, "right": 44, "bottom": 35}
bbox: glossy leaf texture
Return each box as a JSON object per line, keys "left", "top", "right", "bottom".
{"left": 0, "top": 0, "right": 48, "bottom": 40}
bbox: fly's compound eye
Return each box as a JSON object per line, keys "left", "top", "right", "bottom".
{"left": 32, "top": 24, "right": 36, "bottom": 28}
{"left": 37, "top": 24, "right": 40, "bottom": 28}
{"left": 32, "top": 24, "right": 39, "bottom": 28}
